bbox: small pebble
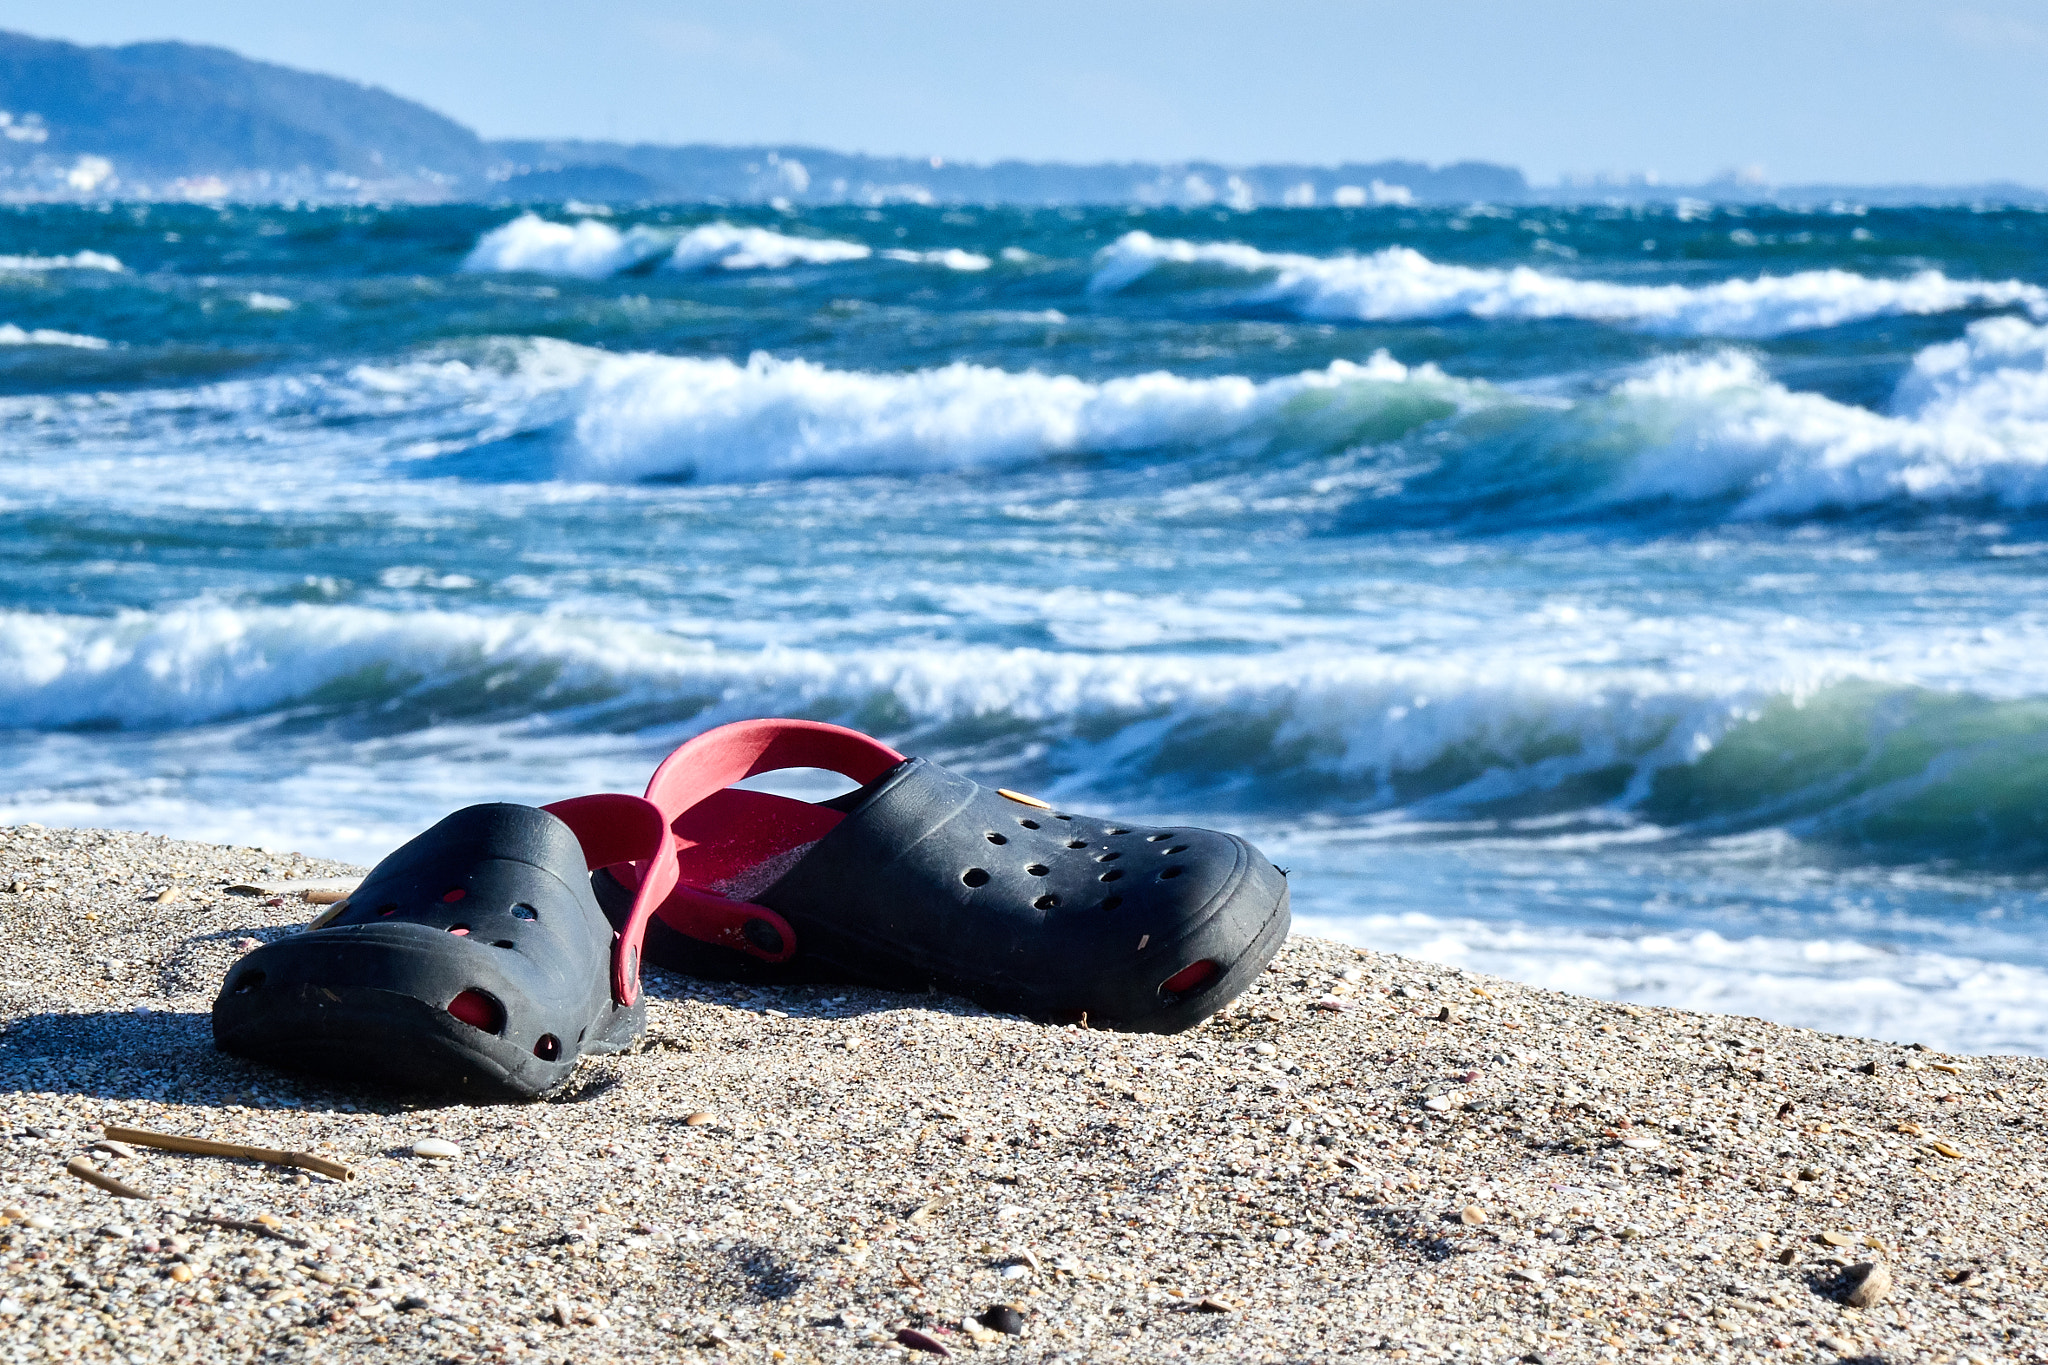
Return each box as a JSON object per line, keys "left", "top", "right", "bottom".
{"left": 684, "top": 1112, "right": 715, "bottom": 1127}
{"left": 167, "top": 1263, "right": 194, "bottom": 1283}
{"left": 979, "top": 1304, "right": 1028, "bottom": 1335}
{"left": 1843, "top": 1260, "right": 1893, "bottom": 1308}
{"left": 91, "top": 1139, "right": 137, "bottom": 1159}
{"left": 1459, "top": 1204, "right": 1486, "bottom": 1225}
{"left": 152, "top": 886, "right": 184, "bottom": 904}
{"left": 412, "top": 1138, "right": 461, "bottom": 1160}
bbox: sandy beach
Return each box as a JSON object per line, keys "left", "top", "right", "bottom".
{"left": 2, "top": 822, "right": 2042, "bottom": 1364}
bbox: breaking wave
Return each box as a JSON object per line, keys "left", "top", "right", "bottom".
{"left": 4, "top": 603, "right": 2046, "bottom": 868}
{"left": 1090, "top": 231, "right": 2048, "bottom": 338}
{"left": 0, "top": 323, "right": 109, "bottom": 348}
{"left": 880, "top": 247, "right": 992, "bottom": 271}
{"left": 563, "top": 349, "right": 1440, "bottom": 482}
{"left": 559, "top": 318, "right": 2048, "bottom": 516}
{"left": 665, "top": 222, "right": 871, "bottom": 271}
{"left": 460, "top": 214, "right": 872, "bottom": 277}
{"left": 0, "top": 250, "right": 123, "bottom": 272}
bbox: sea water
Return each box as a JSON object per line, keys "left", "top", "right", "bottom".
{"left": 3, "top": 200, "right": 2045, "bottom": 1052}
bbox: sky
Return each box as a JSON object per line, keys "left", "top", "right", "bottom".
{"left": 1, "top": 1, "right": 2044, "bottom": 186}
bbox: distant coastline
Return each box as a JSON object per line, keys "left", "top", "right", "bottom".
{"left": 2, "top": 28, "right": 2043, "bottom": 208}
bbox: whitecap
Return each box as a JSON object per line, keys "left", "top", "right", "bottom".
{"left": 564, "top": 350, "right": 1432, "bottom": 482}
{"left": 1090, "top": 231, "right": 2048, "bottom": 338}
{"left": 665, "top": 222, "right": 871, "bottom": 271}
{"left": 0, "top": 323, "right": 109, "bottom": 349}
{"left": 879, "top": 247, "right": 993, "bottom": 271}
{"left": 0, "top": 250, "right": 124, "bottom": 272}
{"left": 1612, "top": 317, "right": 2048, "bottom": 514}
{"left": 460, "top": 213, "right": 672, "bottom": 278}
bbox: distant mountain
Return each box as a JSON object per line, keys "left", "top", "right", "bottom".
{"left": 1, "top": 28, "right": 2037, "bottom": 209}
{"left": 0, "top": 28, "right": 1527, "bottom": 208}
{"left": 0, "top": 29, "right": 485, "bottom": 198}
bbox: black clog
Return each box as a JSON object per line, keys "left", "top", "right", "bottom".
{"left": 598, "top": 719, "right": 1290, "bottom": 1032}
{"left": 212, "top": 794, "right": 675, "bottom": 1100}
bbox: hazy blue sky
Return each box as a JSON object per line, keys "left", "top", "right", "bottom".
{"left": 3, "top": 1, "right": 2044, "bottom": 185}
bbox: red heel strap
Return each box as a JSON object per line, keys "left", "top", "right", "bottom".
{"left": 636, "top": 720, "right": 906, "bottom": 960}
{"left": 541, "top": 793, "right": 677, "bottom": 1007}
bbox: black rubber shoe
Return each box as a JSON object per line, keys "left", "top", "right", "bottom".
{"left": 603, "top": 720, "right": 1290, "bottom": 1032}
{"left": 212, "top": 795, "right": 675, "bottom": 1100}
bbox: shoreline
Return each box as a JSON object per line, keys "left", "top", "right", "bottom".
{"left": 3, "top": 824, "right": 2041, "bottom": 1363}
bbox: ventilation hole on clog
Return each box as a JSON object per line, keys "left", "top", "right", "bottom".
{"left": 510, "top": 903, "right": 538, "bottom": 921}
{"left": 1146, "top": 832, "right": 1171, "bottom": 843}
{"left": 1159, "top": 960, "right": 1221, "bottom": 1001}
{"left": 1099, "top": 869, "right": 1124, "bottom": 883}
{"left": 1106, "top": 827, "right": 1130, "bottom": 835}
{"left": 1033, "top": 894, "right": 1060, "bottom": 910}
{"left": 493, "top": 939, "right": 515, "bottom": 949}
{"left": 447, "top": 989, "right": 505, "bottom": 1035}
{"left": 1096, "top": 851, "right": 1121, "bottom": 862}
{"left": 1165, "top": 844, "right": 1188, "bottom": 855}
{"left": 1025, "top": 864, "right": 1050, "bottom": 877}
{"left": 1054, "top": 814, "right": 1073, "bottom": 821}
{"left": 1160, "top": 866, "right": 1184, "bottom": 880}
{"left": 985, "top": 832, "right": 1007, "bottom": 845}
{"left": 533, "top": 1034, "right": 561, "bottom": 1061}
{"left": 447, "top": 925, "right": 470, "bottom": 936}
{"left": 376, "top": 903, "right": 397, "bottom": 917}
{"left": 441, "top": 887, "right": 467, "bottom": 903}
{"left": 1066, "top": 839, "right": 1087, "bottom": 849}
{"left": 1018, "top": 818, "right": 1040, "bottom": 829}
{"left": 230, "top": 969, "right": 265, "bottom": 995}
{"left": 1101, "top": 896, "right": 1123, "bottom": 912}
{"left": 961, "top": 868, "right": 991, "bottom": 888}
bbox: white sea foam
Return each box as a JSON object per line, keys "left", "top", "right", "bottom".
{"left": 460, "top": 214, "right": 672, "bottom": 278}
{"left": 1090, "top": 231, "right": 2048, "bottom": 338}
{"left": 565, "top": 350, "right": 1432, "bottom": 482}
{"left": 1616, "top": 317, "right": 2048, "bottom": 514}
{"left": 560, "top": 323, "right": 2048, "bottom": 514}
{"left": 0, "top": 323, "right": 109, "bottom": 348}
{"left": 1294, "top": 911, "right": 2048, "bottom": 1055}
{"left": 460, "top": 214, "right": 874, "bottom": 277}
{"left": 880, "top": 247, "right": 992, "bottom": 271}
{"left": 665, "top": 222, "right": 870, "bottom": 271}
{"left": 0, "top": 598, "right": 2023, "bottom": 787}
{"left": 8, "top": 316, "right": 2048, "bottom": 521}
{"left": 0, "top": 250, "right": 123, "bottom": 272}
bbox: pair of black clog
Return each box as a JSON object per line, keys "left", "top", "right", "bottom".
{"left": 212, "top": 720, "right": 1291, "bottom": 1099}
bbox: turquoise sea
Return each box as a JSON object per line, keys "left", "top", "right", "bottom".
{"left": 3, "top": 199, "right": 2046, "bottom": 1051}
